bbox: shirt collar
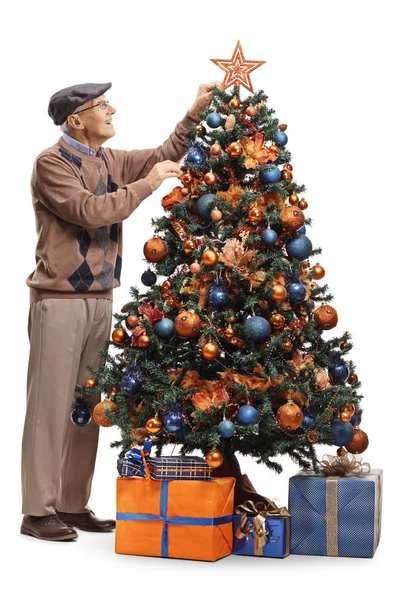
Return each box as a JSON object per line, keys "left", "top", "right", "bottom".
{"left": 62, "top": 133, "right": 101, "bottom": 157}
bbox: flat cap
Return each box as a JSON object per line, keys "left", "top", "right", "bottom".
{"left": 48, "top": 82, "right": 112, "bottom": 125}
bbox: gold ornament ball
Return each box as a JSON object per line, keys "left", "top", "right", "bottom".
{"left": 224, "top": 325, "right": 235, "bottom": 339}
{"left": 93, "top": 400, "right": 118, "bottom": 427}
{"left": 175, "top": 310, "right": 201, "bottom": 338}
{"left": 211, "top": 208, "right": 222, "bottom": 221}
{"left": 126, "top": 314, "right": 139, "bottom": 328}
{"left": 339, "top": 409, "right": 352, "bottom": 423}
{"left": 298, "top": 199, "right": 308, "bottom": 210}
{"left": 270, "top": 313, "right": 285, "bottom": 329}
{"left": 348, "top": 373, "right": 358, "bottom": 385}
{"left": 204, "top": 171, "right": 217, "bottom": 185}
{"left": 277, "top": 401, "right": 304, "bottom": 431}
{"left": 245, "top": 105, "right": 257, "bottom": 117}
{"left": 289, "top": 193, "right": 299, "bottom": 205}
{"left": 202, "top": 342, "right": 219, "bottom": 360}
{"left": 181, "top": 172, "right": 193, "bottom": 185}
{"left": 202, "top": 250, "right": 219, "bottom": 266}
{"left": 182, "top": 239, "right": 196, "bottom": 254}
{"left": 280, "top": 206, "right": 305, "bottom": 231}
{"left": 210, "top": 142, "right": 222, "bottom": 155}
{"left": 146, "top": 417, "right": 162, "bottom": 434}
{"left": 84, "top": 377, "right": 96, "bottom": 389}
{"left": 283, "top": 340, "right": 293, "bottom": 353}
{"left": 272, "top": 284, "right": 287, "bottom": 301}
{"left": 205, "top": 450, "right": 224, "bottom": 468}
{"left": 112, "top": 327, "right": 127, "bottom": 344}
{"left": 281, "top": 169, "right": 293, "bottom": 182}
{"left": 143, "top": 237, "right": 169, "bottom": 263}
{"left": 229, "top": 97, "right": 240, "bottom": 109}
{"left": 137, "top": 334, "right": 151, "bottom": 348}
{"left": 314, "top": 305, "right": 338, "bottom": 330}
{"left": 312, "top": 264, "right": 325, "bottom": 280}
{"left": 345, "top": 428, "right": 369, "bottom": 454}
{"left": 226, "top": 141, "right": 243, "bottom": 158}
{"left": 190, "top": 262, "right": 202, "bottom": 274}
{"left": 248, "top": 206, "right": 263, "bottom": 222}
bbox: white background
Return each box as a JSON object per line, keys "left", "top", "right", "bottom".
{"left": 1, "top": 0, "right": 398, "bottom": 597}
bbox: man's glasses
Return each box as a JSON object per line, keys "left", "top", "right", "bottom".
{"left": 74, "top": 100, "right": 109, "bottom": 115}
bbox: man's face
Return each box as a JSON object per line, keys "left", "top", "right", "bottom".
{"left": 69, "top": 94, "right": 116, "bottom": 144}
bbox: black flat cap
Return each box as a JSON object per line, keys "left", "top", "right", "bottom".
{"left": 48, "top": 82, "right": 112, "bottom": 125}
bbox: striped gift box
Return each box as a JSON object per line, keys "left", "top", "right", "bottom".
{"left": 118, "top": 455, "right": 213, "bottom": 481}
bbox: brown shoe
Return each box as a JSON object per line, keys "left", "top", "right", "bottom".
{"left": 57, "top": 510, "right": 115, "bottom": 532}
{"left": 21, "top": 514, "right": 78, "bottom": 541}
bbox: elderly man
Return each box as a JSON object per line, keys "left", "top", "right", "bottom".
{"left": 21, "top": 80, "right": 219, "bottom": 541}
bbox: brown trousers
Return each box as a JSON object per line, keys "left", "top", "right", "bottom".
{"left": 21, "top": 298, "right": 113, "bottom": 516}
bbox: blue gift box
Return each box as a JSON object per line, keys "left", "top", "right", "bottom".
{"left": 233, "top": 514, "right": 290, "bottom": 558}
{"left": 289, "top": 468, "right": 382, "bottom": 558}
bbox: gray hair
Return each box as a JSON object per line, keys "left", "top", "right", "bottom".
{"left": 59, "top": 103, "right": 85, "bottom": 134}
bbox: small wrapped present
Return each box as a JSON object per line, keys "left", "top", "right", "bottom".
{"left": 115, "top": 477, "right": 235, "bottom": 561}
{"left": 118, "top": 446, "right": 212, "bottom": 481}
{"left": 233, "top": 499, "right": 290, "bottom": 558}
{"left": 289, "top": 455, "right": 383, "bottom": 558}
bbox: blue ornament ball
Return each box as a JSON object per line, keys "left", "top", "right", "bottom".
{"left": 286, "top": 235, "right": 313, "bottom": 260}
{"left": 274, "top": 131, "right": 288, "bottom": 147}
{"left": 243, "top": 316, "right": 271, "bottom": 344}
{"left": 260, "top": 166, "right": 281, "bottom": 184}
{"left": 141, "top": 269, "right": 157, "bottom": 286}
{"left": 121, "top": 367, "right": 142, "bottom": 397}
{"left": 236, "top": 405, "right": 259, "bottom": 425}
{"left": 195, "top": 193, "right": 217, "bottom": 223}
{"left": 217, "top": 419, "right": 236, "bottom": 438}
{"left": 297, "top": 225, "right": 306, "bottom": 235}
{"left": 165, "top": 405, "right": 184, "bottom": 433}
{"left": 330, "top": 363, "right": 350, "bottom": 384}
{"left": 206, "top": 112, "right": 223, "bottom": 128}
{"left": 298, "top": 408, "right": 315, "bottom": 432}
{"left": 351, "top": 412, "right": 362, "bottom": 427}
{"left": 331, "top": 419, "right": 354, "bottom": 447}
{"left": 286, "top": 281, "right": 307, "bottom": 303}
{"left": 154, "top": 318, "right": 175, "bottom": 341}
{"left": 208, "top": 285, "right": 229, "bottom": 308}
{"left": 187, "top": 148, "right": 204, "bottom": 165}
{"left": 261, "top": 228, "right": 278, "bottom": 247}
{"left": 70, "top": 398, "right": 92, "bottom": 427}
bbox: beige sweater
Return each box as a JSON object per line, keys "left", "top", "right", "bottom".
{"left": 27, "top": 113, "right": 196, "bottom": 303}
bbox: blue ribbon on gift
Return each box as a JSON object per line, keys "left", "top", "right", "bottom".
{"left": 117, "top": 481, "right": 232, "bottom": 557}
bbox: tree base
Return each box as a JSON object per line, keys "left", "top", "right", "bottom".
{"left": 212, "top": 460, "right": 274, "bottom": 508}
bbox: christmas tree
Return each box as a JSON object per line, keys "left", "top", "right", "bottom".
{"left": 79, "top": 42, "right": 368, "bottom": 502}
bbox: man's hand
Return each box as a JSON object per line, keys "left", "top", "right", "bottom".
{"left": 144, "top": 160, "right": 183, "bottom": 192}
{"left": 188, "top": 81, "right": 222, "bottom": 120}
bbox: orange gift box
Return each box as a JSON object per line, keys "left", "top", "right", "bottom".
{"left": 115, "top": 477, "right": 235, "bottom": 561}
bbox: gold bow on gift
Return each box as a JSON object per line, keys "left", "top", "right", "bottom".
{"left": 235, "top": 500, "right": 290, "bottom": 556}
{"left": 319, "top": 454, "right": 371, "bottom": 478}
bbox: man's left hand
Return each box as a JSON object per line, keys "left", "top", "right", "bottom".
{"left": 188, "top": 81, "right": 222, "bottom": 120}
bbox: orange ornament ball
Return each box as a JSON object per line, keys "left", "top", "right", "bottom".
{"left": 270, "top": 313, "right": 285, "bottom": 329}
{"left": 143, "top": 237, "right": 168, "bottom": 263}
{"left": 348, "top": 373, "right": 358, "bottom": 385}
{"left": 281, "top": 169, "right": 293, "bottom": 182}
{"left": 248, "top": 206, "right": 263, "bottom": 223}
{"left": 312, "top": 264, "right": 325, "bottom": 280}
{"left": 289, "top": 193, "right": 299, "bottom": 205}
{"left": 211, "top": 208, "right": 222, "bottom": 222}
{"left": 146, "top": 417, "right": 163, "bottom": 434}
{"left": 137, "top": 335, "right": 151, "bottom": 348}
{"left": 93, "top": 400, "right": 118, "bottom": 427}
{"left": 196, "top": 124, "right": 206, "bottom": 135}
{"left": 314, "top": 305, "right": 338, "bottom": 330}
{"left": 84, "top": 377, "right": 96, "bottom": 389}
{"left": 226, "top": 142, "right": 243, "bottom": 158}
{"left": 347, "top": 403, "right": 355, "bottom": 416}
{"left": 283, "top": 340, "right": 293, "bottom": 353}
{"left": 245, "top": 105, "right": 257, "bottom": 117}
{"left": 205, "top": 449, "right": 224, "bottom": 468}
{"left": 204, "top": 171, "right": 217, "bottom": 185}
{"left": 126, "top": 314, "right": 139, "bottom": 329}
{"left": 277, "top": 401, "right": 304, "bottom": 431}
{"left": 345, "top": 428, "right": 369, "bottom": 454}
{"left": 229, "top": 97, "right": 240, "bottom": 109}
{"left": 182, "top": 239, "right": 196, "bottom": 254}
{"left": 210, "top": 142, "right": 222, "bottom": 155}
{"left": 272, "top": 284, "right": 287, "bottom": 301}
{"left": 280, "top": 206, "right": 305, "bottom": 231}
{"left": 224, "top": 325, "right": 235, "bottom": 339}
{"left": 337, "top": 447, "right": 347, "bottom": 457}
{"left": 181, "top": 172, "right": 193, "bottom": 185}
{"left": 202, "top": 342, "right": 219, "bottom": 360}
{"left": 339, "top": 409, "right": 352, "bottom": 423}
{"left": 175, "top": 310, "right": 201, "bottom": 338}
{"left": 202, "top": 250, "right": 219, "bottom": 266}
{"left": 112, "top": 327, "right": 127, "bottom": 344}
{"left": 190, "top": 262, "right": 202, "bottom": 274}
{"left": 298, "top": 199, "right": 308, "bottom": 210}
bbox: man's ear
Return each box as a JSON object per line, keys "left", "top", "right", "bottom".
{"left": 67, "top": 114, "right": 84, "bottom": 130}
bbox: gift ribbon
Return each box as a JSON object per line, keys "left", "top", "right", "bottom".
{"left": 235, "top": 500, "right": 290, "bottom": 556}
{"left": 116, "top": 481, "right": 233, "bottom": 557}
